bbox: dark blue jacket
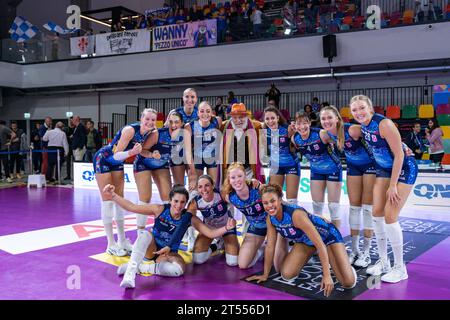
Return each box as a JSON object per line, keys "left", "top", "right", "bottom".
{"left": 72, "top": 123, "right": 87, "bottom": 150}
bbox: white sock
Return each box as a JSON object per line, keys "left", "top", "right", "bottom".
{"left": 286, "top": 198, "right": 298, "bottom": 205}
{"left": 148, "top": 261, "right": 184, "bottom": 277}
{"left": 136, "top": 201, "right": 149, "bottom": 229}
{"left": 101, "top": 200, "right": 116, "bottom": 247}
{"left": 363, "top": 237, "right": 371, "bottom": 254}
{"left": 373, "top": 217, "right": 388, "bottom": 263}
{"left": 312, "top": 201, "right": 324, "bottom": 216}
{"left": 385, "top": 222, "right": 404, "bottom": 267}
{"left": 225, "top": 254, "right": 238, "bottom": 266}
{"left": 114, "top": 204, "right": 126, "bottom": 245}
{"left": 193, "top": 249, "right": 212, "bottom": 264}
{"left": 129, "top": 230, "right": 152, "bottom": 268}
{"left": 351, "top": 235, "right": 360, "bottom": 253}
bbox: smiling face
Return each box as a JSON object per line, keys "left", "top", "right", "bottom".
{"left": 198, "top": 177, "right": 213, "bottom": 200}
{"left": 198, "top": 103, "right": 213, "bottom": 122}
{"left": 228, "top": 167, "right": 246, "bottom": 192}
{"left": 140, "top": 111, "right": 157, "bottom": 132}
{"left": 168, "top": 114, "right": 183, "bottom": 131}
{"left": 295, "top": 118, "right": 311, "bottom": 136}
{"left": 183, "top": 89, "right": 198, "bottom": 110}
{"left": 231, "top": 114, "right": 247, "bottom": 129}
{"left": 170, "top": 193, "right": 187, "bottom": 215}
{"left": 350, "top": 100, "right": 373, "bottom": 125}
{"left": 264, "top": 111, "right": 279, "bottom": 130}
{"left": 261, "top": 192, "right": 282, "bottom": 216}
{"left": 320, "top": 109, "right": 339, "bottom": 131}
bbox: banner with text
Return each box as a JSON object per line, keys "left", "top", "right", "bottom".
{"left": 152, "top": 19, "right": 217, "bottom": 51}
{"left": 95, "top": 29, "right": 150, "bottom": 56}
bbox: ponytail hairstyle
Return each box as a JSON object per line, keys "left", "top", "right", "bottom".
{"left": 320, "top": 105, "right": 345, "bottom": 151}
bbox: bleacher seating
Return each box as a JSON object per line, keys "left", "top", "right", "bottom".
{"left": 340, "top": 106, "right": 351, "bottom": 119}
{"left": 374, "top": 106, "right": 385, "bottom": 115}
{"left": 419, "top": 104, "right": 434, "bottom": 118}
{"left": 441, "top": 126, "right": 450, "bottom": 139}
{"left": 386, "top": 105, "right": 401, "bottom": 119}
{"left": 402, "top": 104, "right": 417, "bottom": 119}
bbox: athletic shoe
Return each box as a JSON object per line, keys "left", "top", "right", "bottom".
{"left": 6, "top": 177, "right": 13, "bottom": 183}
{"left": 16, "top": 173, "right": 22, "bottom": 179}
{"left": 366, "top": 259, "right": 391, "bottom": 276}
{"left": 348, "top": 251, "right": 358, "bottom": 265}
{"left": 381, "top": 264, "right": 408, "bottom": 283}
{"left": 119, "top": 238, "right": 133, "bottom": 254}
{"left": 354, "top": 252, "right": 371, "bottom": 268}
{"left": 117, "top": 262, "right": 154, "bottom": 276}
{"left": 120, "top": 262, "right": 137, "bottom": 288}
{"left": 106, "top": 244, "right": 128, "bottom": 257}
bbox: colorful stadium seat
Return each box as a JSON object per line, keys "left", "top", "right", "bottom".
{"left": 441, "top": 126, "right": 450, "bottom": 139}
{"left": 157, "top": 112, "right": 165, "bottom": 121}
{"left": 386, "top": 105, "right": 401, "bottom": 119}
{"left": 437, "top": 114, "right": 450, "bottom": 126}
{"left": 340, "top": 106, "right": 351, "bottom": 118}
{"left": 374, "top": 106, "right": 385, "bottom": 115}
{"left": 421, "top": 153, "right": 430, "bottom": 160}
{"left": 419, "top": 104, "right": 434, "bottom": 118}
{"left": 436, "top": 104, "right": 450, "bottom": 115}
{"left": 442, "top": 154, "right": 450, "bottom": 165}
{"left": 402, "top": 105, "right": 417, "bottom": 119}
{"left": 444, "top": 139, "right": 450, "bottom": 153}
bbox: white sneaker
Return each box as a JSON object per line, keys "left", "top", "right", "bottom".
{"left": 120, "top": 262, "right": 137, "bottom": 288}
{"left": 106, "top": 244, "right": 128, "bottom": 257}
{"left": 366, "top": 259, "right": 392, "bottom": 276}
{"left": 119, "top": 238, "right": 133, "bottom": 254}
{"left": 381, "top": 264, "right": 408, "bottom": 283}
{"left": 348, "top": 251, "right": 358, "bottom": 265}
{"left": 354, "top": 252, "right": 371, "bottom": 268}
{"left": 117, "top": 262, "right": 154, "bottom": 275}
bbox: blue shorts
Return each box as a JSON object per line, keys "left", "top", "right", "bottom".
{"left": 375, "top": 156, "right": 418, "bottom": 185}
{"left": 194, "top": 159, "right": 218, "bottom": 171}
{"left": 223, "top": 227, "right": 238, "bottom": 237}
{"left": 134, "top": 154, "right": 169, "bottom": 172}
{"left": 246, "top": 223, "right": 267, "bottom": 237}
{"left": 300, "top": 224, "right": 344, "bottom": 247}
{"left": 347, "top": 162, "right": 376, "bottom": 176}
{"left": 269, "top": 162, "right": 300, "bottom": 176}
{"left": 310, "top": 168, "right": 343, "bottom": 182}
{"left": 93, "top": 147, "right": 124, "bottom": 174}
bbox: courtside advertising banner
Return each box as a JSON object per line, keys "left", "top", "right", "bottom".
{"left": 70, "top": 35, "right": 95, "bottom": 56}
{"left": 152, "top": 19, "right": 217, "bottom": 51}
{"left": 74, "top": 162, "right": 137, "bottom": 190}
{"left": 95, "top": 29, "right": 150, "bottom": 56}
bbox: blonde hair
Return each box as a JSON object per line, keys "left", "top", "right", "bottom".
{"left": 141, "top": 108, "right": 158, "bottom": 118}
{"left": 221, "top": 162, "right": 251, "bottom": 198}
{"left": 183, "top": 88, "right": 198, "bottom": 97}
{"left": 349, "top": 95, "right": 374, "bottom": 112}
{"left": 198, "top": 100, "right": 212, "bottom": 111}
{"left": 320, "top": 105, "right": 345, "bottom": 151}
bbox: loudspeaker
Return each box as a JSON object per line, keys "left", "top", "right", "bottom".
{"left": 322, "top": 34, "right": 337, "bottom": 60}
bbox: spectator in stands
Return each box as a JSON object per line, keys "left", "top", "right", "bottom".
{"left": 227, "top": 91, "right": 239, "bottom": 115}
{"left": 425, "top": 118, "right": 444, "bottom": 166}
{"left": 71, "top": 115, "right": 87, "bottom": 162}
{"left": 84, "top": 120, "right": 102, "bottom": 163}
{"left": 311, "top": 97, "right": 321, "bottom": 112}
{"left": 242, "top": 2, "right": 253, "bottom": 39}
{"left": 405, "top": 122, "right": 425, "bottom": 160}
{"left": 42, "top": 121, "right": 68, "bottom": 183}
{"left": 228, "top": 5, "right": 240, "bottom": 41}
{"left": 166, "top": 10, "right": 177, "bottom": 25}
{"left": 265, "top": 83, "right": 281, "bottom": 107}
{"left": 175, "top": 8, "right": 187, "bottom": 24}
{"left": 153, "top": 12, "right": 167, "bottom": 27}
{"left": 304, "top": 1, "right": 317, "bottom": 33}
{"left": 64, "top": 118, "right": 75, "bottom": 180}
{"left": 31, "top": 122, "right": 42, "bottom": 174}
{"left": 217, "top": 7, "right": 229, "bottom": 42}
{"left": 111, "top": 20, "right": 123, "bottom": 32}
{"left": 304, "top": 104, "right": 319, "bottom": 127}
{"left": 415, "top": 0, "right": 436, "bottom": 22}
{"left": 0, "top": 120, "right": 15, "bottom": 183}
{"left": 122, "top": 15, "right": 136, "bottom": 30}
{"left": 251, "top": 5, "right": 264, "bottom": 38}
{"left": 39, "top": 117, "right": 52, "bottom": 175}
{"left": 136, "top": 15, "right": 148, "bottom": 29}
{"left": 189, "top": 5, "right": 204, "bottom": 22}
{"left": 318, "top": 0, "right": 332, "bottom": 32}
{"left": 215, "top": 97, "right": 228, "bottom": 121}
{"left": 283, "top": 0, "right": 297, "bottom": 33}
{"left": 8, "top": 121, "right": 24, "bottom": 180}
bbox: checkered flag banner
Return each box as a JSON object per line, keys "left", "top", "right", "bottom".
{"left": 43, "top": 21, "right": 78, "bottom": 35}
{"left": 8, "top": 16, "right": 39, "bottom": 42}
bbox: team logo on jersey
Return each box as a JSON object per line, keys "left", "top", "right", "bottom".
{"left": 255, "top": 203, "right": 262, "bottom": 211}
{"left": 217, "top": 204, "right": 223, "bottom": 211}
{"left": 289, "top": 228, "right": 296, "bottom": 235}
{"left": 371, "top": 134, "right": 378, "bottom": 142}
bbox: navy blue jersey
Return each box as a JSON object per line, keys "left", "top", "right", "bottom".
{"left": 193, "top": 189, "right": 232, "bottom": 228}
{"left": 176, "top": 106, "right": 199, "bottom": 123}
{"left": 108, "top": 122, "right": 150, "bottom": 153}
{"left": 153, "top": 204, "right": 191, "bottom": 252}
{"left": 146, "top": 127, "right": 174, "bottom": 168}
{"left": 270, "top": 204, "right": 343, "bottom": 246}
{"left": 228, "top": 185, "right": 267, "bottom": 230}
{"left": 293, "top": 128, "right": 341, "bottom": 174}
{"left": 191, "top": 118, "right": 220, "bottom": 160}
{"left": 361, "top": 113, "right": 413, "bottom": 170}
{"left": 266, "top": 124, "right": 297, "bottom": 167}
{"left": 328, "top": 123, "right": 374, "bottom": 167}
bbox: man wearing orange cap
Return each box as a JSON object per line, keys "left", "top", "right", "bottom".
{"left": 219, "top": 103, "right": 265, "bottom": 185}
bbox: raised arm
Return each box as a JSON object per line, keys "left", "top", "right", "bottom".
{"left": 191, "top": 215, "right": 236, "bottom": 239}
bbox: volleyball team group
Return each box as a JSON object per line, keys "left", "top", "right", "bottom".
{"left": 93, "top": 88, "right": 418, "bottom": 296}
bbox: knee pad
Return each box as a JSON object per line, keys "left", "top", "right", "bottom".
{"left": 101, "top": 200, "right": 115, "bottom": 225}
{"left": 362, "top": 204, "right": 374, "bottom": 230}
{"left": 133, "top": 230, "right": 153, "bottom": 254}
{"left": 312, "top": 201, "right": 324, "bottom": 216}
{"left": 193, "top": 249, "right": 212, "bottom": 264}
{"left": 280, "top": 272, "right": 298, "bottom": 282}
{"left": 343, "top": 266, "right": 357, "bottom": 289}
{"left": 373, "top": 216, "right": 386, "bottom": 236}
{"left": 328, "top": 202, "right": 341, "bottom": 221}
{"left": 114, "top": 203, "right": 125, "bottom": 221}
{"left": 225, "top": 254, "right": 238, "bottom": 267}
{"left": 136, "top": 201, "right": 149, "bottom": 228}
{"left": 349, "top": 206, "right": 362, "bottom": 230}
{"left": 158, "top": 261, "right": 184, "bottom": 277}
{"left": 286, "top": 198, "right": 298, "bottom": 205}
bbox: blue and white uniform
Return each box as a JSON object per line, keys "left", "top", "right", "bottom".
{"left": 191, "top": 118, "right": 220, "bottom": 170}
{"left": 134, "top": 127, "right": 173, "bottom": 172}
{"left": 361, "top": 113, "right": 418, "bottom": 185}
{"left": 192, "top": 190, "right": 236, "bottom": 236}
{"left": 175, "top": 106, "right": 199, "bottom": 124}
{"left": 153, "top": 204, "right": 192, "bottom": 252}
{"left": 293, "top": 128, "right": 342, "bottom": 181}
{"left": 270, "top": 204, "right": 343, "bottom": 246}
{"left": 228, "top": 185, "right": 267, "bottom": 236}
{"left": 328, "top": 123, "right": 376, "bottom": 176}
{"left": 93, "top": 123, "right": 150, "bottom": 174}
{"left": 266, "top": 124, "right": 300, "bottom": 176}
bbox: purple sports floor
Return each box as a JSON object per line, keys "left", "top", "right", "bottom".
{"left": 0, "top": 186, "right": 449, "bottom": 300}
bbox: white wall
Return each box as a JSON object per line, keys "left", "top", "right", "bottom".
{"left": 90, "top": 0, "right": 165, "bottom": 14}
{"left": 0, "top": 61, "right": 23, "bottom": 87}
